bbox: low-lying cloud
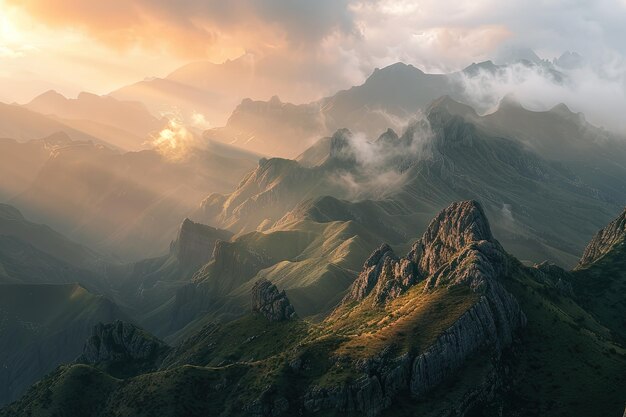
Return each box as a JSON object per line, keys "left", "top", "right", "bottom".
{"left": 330, "top": 116, "right": 435, "bottom": 198}
{"left": 454, "top": 58, "right": 626, "bottom": 132}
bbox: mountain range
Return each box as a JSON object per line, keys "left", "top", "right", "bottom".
{"left": 2, "top": 200, "right": 624, "bottom": 416}
{"left": 204, "top": 60, "right": 565, "bottom": 158}
{"left": 3, "top": 135, "right": 259, "bottom": 260}
{"left": 0, "top": 54, "right": 625, "bottom": 416}
{"left": 25, "top": 90, "right": 166, "bottom": 151}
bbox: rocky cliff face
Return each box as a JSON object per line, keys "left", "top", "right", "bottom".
{"left": 577, "top": 207, "right": 626, "bottom": 268}
{"left": 251, "top": 279, "right": 297, "bottom": 322}
{"left": 409, "top": 200, "right": 496, "bottom": 278}
{"left": 170, "top": 218, "right": 233, "bottom": 268}
{"left": 305, "top": 296, "right": 509, "bottom": 416}
{"left": 342, "top": 243, "right": 419, "bottom": 305}
{"left": 78, "top": 320, "right": 169, "bottom": 369}
{"left": 343, "top": 201, "right": 508, "bottom": 304}
{"left": 324, "top": 200, "right": 526, "bottom": 416}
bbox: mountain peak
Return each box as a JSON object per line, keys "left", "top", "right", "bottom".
{"left": 550, "top": 102, "right": 573, "bottom": 114}
{"left": 343, "top": 201, "right": 495, "bottom": 306}
{"left": 577, "top": 207, "right": 626, "bottom": 268}
{"left": 496, "top": 94, "right": 523, "bottom": 111}
{"left": 554, "top": 51, "right": 584, "bottom": 69}
{"left": 32, "top": 89, "right": 65, "bottom": 101}
{"left": 409, "top": 200, "right": 495, "bottom": 277}
{"left": 76, "top": 91, "right": 100, "bottom": 101}
{"left": 251, "top": 279, "right": 297, "bottom": 321}
{"left": 426, "top": 200, "right": 492, "bottom": 242}
{"left": 78, "top": 320, "right": 169, "bottom": 369}
{"left": 367, "top": 62, "right": 424, "bottom": 83}
{"left": 462, "top": 60, "right": 500, "bottom": 76}
{"left": 427, "top": 96, "right": 478, "bottom": 120}
{"left": 328, "top": 128, "right": 353, "bottom": 160}
{"left": 171, "top": 218, "right": 233, "bottom": 268}
{"left": 375, "top": 128, "right": 400, "bottom": 144}
{"left": 342, "top": 243, "right": 398, "bottom": 304}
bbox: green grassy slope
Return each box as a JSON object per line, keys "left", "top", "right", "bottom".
{"left": 571, "top": 239, "right": 626, "bottom": 344}
{"left": 496, "top": 265, "right": 626, "bottom": 417}
{"left": 0, "top": 283, "right": 127, "bottom": 406}
{"left": 3, "top": 248, "right": 625, "bottom": 417}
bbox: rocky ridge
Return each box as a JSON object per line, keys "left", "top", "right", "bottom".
{"left": 577, "top": 206, "right": 626, "bottom": 268}
{"left": 170, "top": 218, "right": 233, "bottom": 268}
{"left": 78, "top": 320, "right": 169, "bottom": 368}
{"left": 251, "top": 279, "right": 297, "bottom": 322}
{"left": 318, "top": 200, "right": 526, "bottom": 415}
{"left": 344, "top": 201, "right": 509, "bottom": 303}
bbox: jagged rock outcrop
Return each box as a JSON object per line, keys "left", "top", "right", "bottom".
{"left": 328, "top": 129, "right": 354, "bottom": 161}
{"left": 343, "top": 243, "right": 419, "bottom": 305}
{"left": 409, "top": 200, "right": 496, "bottom": 278}
{"left": 251, "top": 279, "right": 297, "bottom": 322}
{"left": 343, "top": 201, "right": 506, "bottom": 304}
{"left": 416, "top": 201, "right": 524, "bottom": 346}
{"left": 375, "top": 128, "right": 400, "bottom": 145}
{"left": 170, "top": 218, "right": 233, "bottom": 268}
{"left": 78, "top": 320, "right": 169, "bottom": 366}
{"left": 577, "top": 207, "right": 626, "bottom": 268}
{"left": 326, "top": 200, "right": 526, "bottom": 416}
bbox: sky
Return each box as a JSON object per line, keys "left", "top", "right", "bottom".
{"left": 1, "top": 0, "right": 626, "bottom": 106}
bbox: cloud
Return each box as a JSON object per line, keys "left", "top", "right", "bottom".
{"left": 330, "top": 116, "right": 435, "bottom": 198}
{"left": 6, "top": 0, "right": 356, "bottom": 60}
{"left": 150, "top": 116, "right": 202, "bottom": 161}
{"left": 453, "top": 59, "right": 626, "bottom": 132}
{"left": 3, "top": 0, "right": 626, "bottom": 124}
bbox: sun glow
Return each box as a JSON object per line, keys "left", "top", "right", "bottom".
{"left": 1, "top": 15, "right": 21, "bottom": 42}
{"left": 151, "top": 117, "right": 201, "bottom": 161}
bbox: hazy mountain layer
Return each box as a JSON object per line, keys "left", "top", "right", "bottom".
{"left": 0, "top": 203, "right": 101, "bottom": 270}
{"left": 8, "top": 139, "right": 259, "bottom": 260}
{"left": 25, "top": 90, "right": 165, "bottom": 150}
{"left": 196, "top": 98, "right": 624, "bottom": 268}
{"left": 0, "top": 102, "right": 115, "bottom": 149}
{"left": 105, "top": 218, "right": 233, "bottom": 338}
{"left": 204, "top": 61, "right": 566, "bottom": 158}
{"left": 0, "top": 134, "right": 75, "bottom": 201}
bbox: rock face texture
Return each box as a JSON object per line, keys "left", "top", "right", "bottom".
{"left": 170, "top": 218, "right": 233, "bottom": 268}
{"left": 409, "top": 200, "right": 496, "bottom": 278}
{"left": 251, "top": 279, "right": 297, "bottom": 322}
{"left": 577, "top": 207, "right": 626, "bottom": 268}
{"left": 328, "top": 129, "right": 354, "bottom": 161}
{"left": 305, "top": 297, "right": 509, "bottom": 416}
{"left": 326, "top": 200, "right": 526, "bottom": 416}
{"left": 343, "top": 243, "right": 419, "bottom": 305}
{"left": 78, "top": 320, "right": 169, "bottom": 366}
{"left": 344, "top": 201, "right": 512, "bottom": 304}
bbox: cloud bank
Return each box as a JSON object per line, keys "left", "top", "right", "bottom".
{"left": 2, "top": 0, "right": 626, "bottom": 130}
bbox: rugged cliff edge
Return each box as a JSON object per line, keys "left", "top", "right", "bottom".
{"left": 170, "top": 218, "right": 233, "bottom": 268}
{"left": 306, "top": 201, "right": 526, "bottom": 416}
{"left": 251, "top": 279, "right": 297, "bottom": 322}
{"left": 78, "top": 320, "right": 170, "bottom": 376}
{"left": 577, "top": 207, "right": 626, "bottom": 268}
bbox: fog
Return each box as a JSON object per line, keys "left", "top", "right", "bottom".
{"left": 454, "top": 56, "right": 626, "bottom": 133}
